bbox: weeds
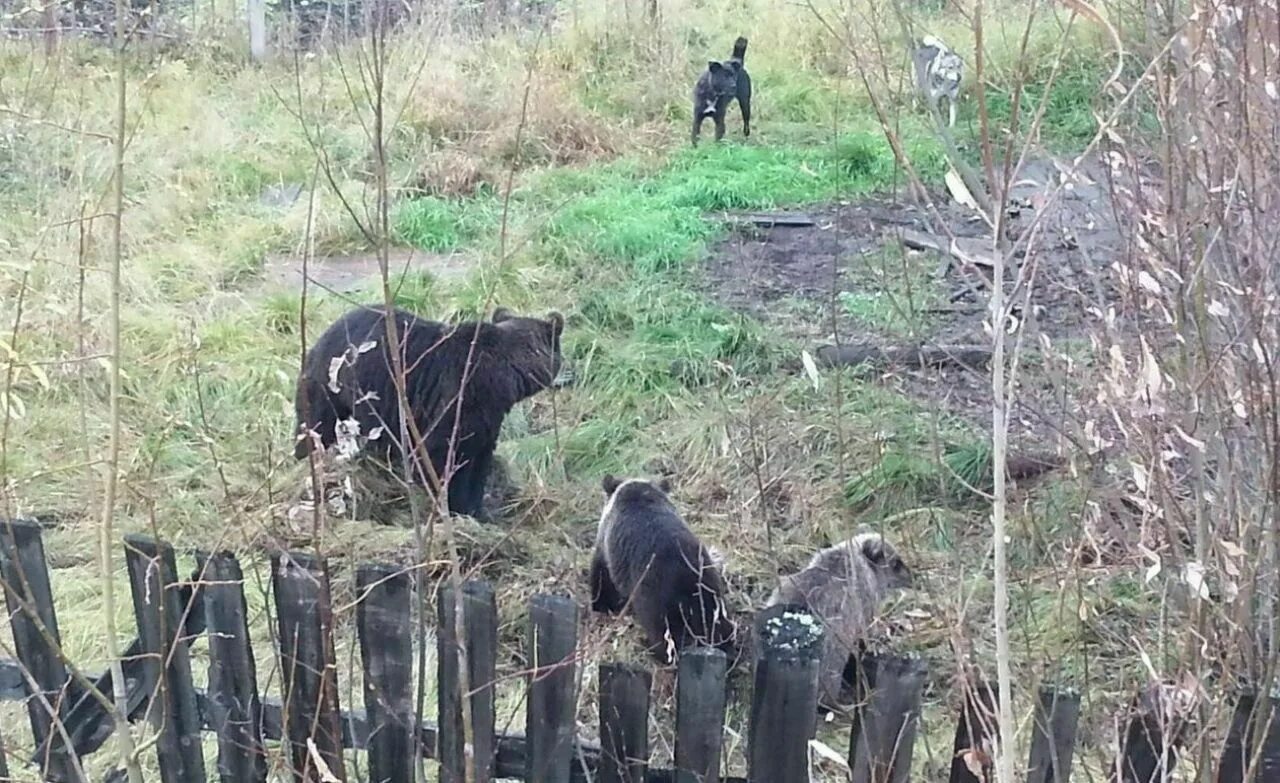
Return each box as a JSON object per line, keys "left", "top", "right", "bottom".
{"left": 0, "top": 1, "right": 1149, "bottom": 779}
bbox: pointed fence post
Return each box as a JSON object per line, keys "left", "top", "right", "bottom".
{"left": 675, "top": 647, "right": 728, "bottom": 783}
{"left": 598, "top": 663, "right": 650, "bottom": 783}
{"left": 1026, "top": 687, "right": 1080, "bottom": 783}
{"left": 438, "top": 580, "right": 498, "bottom": 783}
{"left": 356, "top": 564, "right": 415, "bottom": 783}
{"left": 196, "top": 550, "right": 267, "bottom": 783}
{"left": 272, "top": 551, "right": 347, "bottom": 782}
{"left": 849, "top": 653, "right": 928, "bottom": 783}
{"left": 525, "top": 594, "right": 578, "bottom": 783}
{"left": 0, "top": 518, "right": 80, "bottom": 782}
{"left": 123, "top": 535, "right": 207, "bottom": 783}
{"left": 949, "top": 673, "right": 997, "bottom": 783}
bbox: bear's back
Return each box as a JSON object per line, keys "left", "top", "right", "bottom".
{"left": 603, "top": 485, "right": 718, "bottom": 595}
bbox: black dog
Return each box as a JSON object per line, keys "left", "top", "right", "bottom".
{"left": 691, "top": 36, "right": 752, "bottom": 146}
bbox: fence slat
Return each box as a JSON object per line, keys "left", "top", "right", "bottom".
{"left": 273, "top": 551, "right": 347, "bottom": 782}
{"left": 1215, "top": 691, "right": 1280, "bottom": 783}
{"left": 196, "top": 550, "right": 267, "bottom": 783}
{"left": 438, "top": 580, "right": 498, "bottom": 783}
{"left": 1026, "top": 687, "right": 1080, "bottom": 783}
{"left": 123, "top": 535, "right": 207, "bottom": 783}
{"left": 599, "top": 663, "right": 650, "bottom": 783}
{"left": 675, "top": 647, "right": 727, "bottom": 783}
{"left": 1112, "top": 683, "right": 1193, "bottom": 783}
{"left": 849, "top": 654, "right": 928, "bottom": 783}
{"left": 525, "top": 594, "right": 579, "bottom": 783}
{"left": 54, "top": 571, "right": 205, "bottom": 764}
{"left": 748, "top": 605, "right": 824, "bottom": 783}
{"left": 0, "top": 518, "right": 80, "bottom": 782}
{"left": 948, "top": 675, "right": 996, "bottom": 783}
{"left": 356, "top": 564, "right": 414, "bottom": 783}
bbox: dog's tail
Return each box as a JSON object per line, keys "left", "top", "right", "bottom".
{"left": 732, "top": 36, "right": 748, "bottom": 62}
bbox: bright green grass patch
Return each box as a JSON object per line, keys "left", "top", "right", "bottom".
{"left": 844, "top": 441, "right": 994, "bottom": 511}
{"left": 393, "top": 196, "right": 498, "bottom": 252}
{"left": 539, "top": 135, "right": 943, "bottom": 274}
{"left": 982, "top": 56, "right": 1108, "bottom": 150}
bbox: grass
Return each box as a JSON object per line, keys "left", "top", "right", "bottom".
{"left": 0, "top": 1, "right": 1158, "bottom": 780}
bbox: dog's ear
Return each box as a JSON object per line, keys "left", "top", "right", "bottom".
{"left": 493, "top": 307, "right": 514, "bottom": 323}
{"left": 728, "top": 60, "right": 742, "bottom": 72}
{"left": 708, "top": 61, "right": 723, "bottom": 73}
{"left": 656, "top": 477, "right": 672, "bottom": 494}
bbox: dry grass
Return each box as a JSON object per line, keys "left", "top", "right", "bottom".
{"left": 0, "top": 0, "right": 1164, "bottom": 780}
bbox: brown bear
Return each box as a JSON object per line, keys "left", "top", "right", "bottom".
{"left": 767, "top": 532, "right": 912, "bottom": 708}
{"left": 293, "top": 305, "right": 564, "bottom": 521}
{"left": 589, "top": 475, "right": 737, "bottom": 664}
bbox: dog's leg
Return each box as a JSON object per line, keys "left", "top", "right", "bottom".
{"left": 948, "top": 98, "right": 956, "bottom": 128}
{"left": 692, "top": 114, "right": 703, "bottom": 146}
{"left": 740, "top": 95, "right": 751, "bottom": 138}
{"left": 714, "top": 109, "right": 727, "bottom": 142}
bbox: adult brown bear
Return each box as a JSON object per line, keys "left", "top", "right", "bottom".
{"left": 294, "top": 305, "right": 564, "bottom": 521}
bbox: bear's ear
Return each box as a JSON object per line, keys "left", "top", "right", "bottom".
{"left": 708, "top": 61, "right": 723, "bottom": 73}
{"left": 492, "top": 307, "right": 514, "bottom": 324}
{"left": 602, "top": 475, "right": 621, "bottom": 496}
{"left": 656, "top": 477, "right": 672, "bottom": 494}
{"left": 860, "top": 535, "right": 887, "bottom": 565}
{"left": 546, "top": 311, "right": 565, "bottom": 336}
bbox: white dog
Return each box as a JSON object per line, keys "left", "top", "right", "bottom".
{"left": 912, "top": 35, "right": 964, "bottom": 128}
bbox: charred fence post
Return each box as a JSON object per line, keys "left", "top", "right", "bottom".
{"left": 356, "top": 564, "right": 414, "bottom": 783}
{"left": 948, "top": 673, "right": 997, "bottom": 783}
{"left": 272, "top": 551, "right": 346, "bottom": 782}
{"left": 598, "top": 663, "right": 651, "bottom": 783}
{"left": 196, "top": 550, "right": 267, "bottom": 783}
{"left": 1111, "top": 681, "right": 1195, "bottom": 783}
{"left": 675, "top": 647, "right": 728, "bottom": 783}
{"left": 438, "top": 580, "right": 498, "bottom": 783}
{"left": 123, "top": 535, "right": 207, "bottom": 783}
{"left": 525, "top": 594, "right": 579, "bottom": 783}
{"left": 748, "top": 604, "right": 824, "bottom": 783}
{"left": 0, "top": 518, "right": 80, "bottom": 782}
{"left": 849, "top": 653, "right": 928, "bottom": 783}
{"left": 1216, "top": 689, "right": 1280, "bottom": 783}
{"left": 1026, "top": 687, "right": 1081, "bottom": 783}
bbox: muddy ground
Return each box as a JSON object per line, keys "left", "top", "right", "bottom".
{"left": 702, "top": 152, "right": 1127, "bottom": 452}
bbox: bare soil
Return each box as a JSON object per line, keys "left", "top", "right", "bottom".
{"left": 702, "top": 152, "right": 1126, "bottom": 451}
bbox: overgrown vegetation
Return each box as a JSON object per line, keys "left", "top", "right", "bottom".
{"left": 0, "top": 0, "right": 1193, "bottom": 779}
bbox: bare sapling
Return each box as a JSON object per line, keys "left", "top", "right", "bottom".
{"left": 102, "top": 0, "right": 144, "bottom": 777}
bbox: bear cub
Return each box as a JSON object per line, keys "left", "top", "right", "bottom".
{"left": 590, "top": 475, "right": 736, "bottom": 663}
{"left": 294, "top": 305, "right": 564, "bottom": 522}
{"left": 768, "top": 532, "right": 912, "bottom": 709}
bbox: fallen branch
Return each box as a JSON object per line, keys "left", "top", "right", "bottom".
{"left": 1005, "top": 452, "right": 1064, "bottom": 483}
{"left": 896, "top": 228, "right": 996, "bottom": 268}
{"left": 726, "top": 212, "right": 817, "bottom": 228}
{"left": 814, "top": 343, "right": 992, "bottom": 371}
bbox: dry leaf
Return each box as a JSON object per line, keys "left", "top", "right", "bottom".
{"left": 945, "top": 168, "right": 980, "bottom": 211}
{"left": 810, "top": 739, "right": 850, "bottom": 770}
{"left": 307, "top": 739, "right": 342, "bottom": 782}
{"left": 801, "top": 349, "right": 821, "bottom": 391}
{"left": 960, "top": 748, "right": 991, "bottom": 781}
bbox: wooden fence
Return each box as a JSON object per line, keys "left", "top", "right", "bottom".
{"left": 0, "top": 517, "right": 1277, "bottom": 782}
